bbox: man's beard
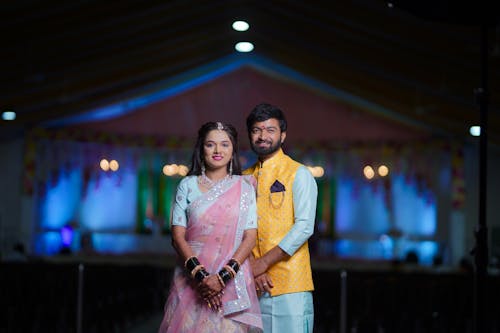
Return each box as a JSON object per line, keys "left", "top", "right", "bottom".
{"left": 251, "top": 139, "right": 281, "bottom": 157}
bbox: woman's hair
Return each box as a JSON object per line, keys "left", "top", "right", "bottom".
{"left": 246, "top": 102, "right": 287, "bottom": 133}
{"left": 187, "top": 121, "right": 242, "bottom": 176}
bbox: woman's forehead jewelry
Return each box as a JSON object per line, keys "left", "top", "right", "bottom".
{"left": 216, "top": 122, "right": 224, "bottom": 131}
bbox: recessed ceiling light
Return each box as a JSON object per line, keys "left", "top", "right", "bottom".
{"left": 235, "top": 42, "right": 254, "bottom": 52}
{"left": 469, "top": 125, "right": 481, "bottom": 137}
{"left": 2, "top": 111, "right": 16, "bottom": 121}
{"left": 232, "top": 20, "right": 249, "bottom": 32}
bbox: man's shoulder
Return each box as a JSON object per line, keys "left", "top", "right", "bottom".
{"left": 282, "top": 153, "right": 303, "bottom": 170}
{"left": 243, "top": 163, "right": 258, "bottom": 175}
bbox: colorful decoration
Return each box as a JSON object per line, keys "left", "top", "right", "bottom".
{"left": 23, "top": 127, "right": 466, "bottom": 251}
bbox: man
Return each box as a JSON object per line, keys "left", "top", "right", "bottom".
{"left": 244, "top": 103, "right": 317, "bottom": 333}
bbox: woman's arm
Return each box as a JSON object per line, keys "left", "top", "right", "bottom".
{"left": 171, "top": 225, "right": 195, "bottom": 261}
{"left": 232, "top": 229, "right": 257, "bottom": 264}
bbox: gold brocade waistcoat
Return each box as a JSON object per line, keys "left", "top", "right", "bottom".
{"left": 244, "top": 149, "right": 314, "bottom": 296}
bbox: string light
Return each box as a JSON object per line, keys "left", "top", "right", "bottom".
{"left": 100, "top": 159, "right": 110, "bottom": 171}
{"left": 363, "top": 165, "right": 375, "bottom": 179}
{"left": 109, "top": 160, "right": 119, "bottom": 171}
{"left": 306, "top": 166, "right": 325, "bottom": 178}
{"left": 378, "top": 165, "right": 389, "bottom": 177}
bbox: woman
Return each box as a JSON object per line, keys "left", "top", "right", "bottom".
{"left": 158, "top": 121, "right": 262, "bottom": 333}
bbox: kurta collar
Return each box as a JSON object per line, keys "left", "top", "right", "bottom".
{"left": 259, "top": 148, "right": 285, "bottom": 168}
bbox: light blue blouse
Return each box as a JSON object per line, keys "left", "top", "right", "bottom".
{"left": 171, "top": 175, "right": 258, "bottom": 230}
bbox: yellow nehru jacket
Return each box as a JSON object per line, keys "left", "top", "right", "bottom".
{"left": 244, "top": 149, "right": 314, "bottom": 296}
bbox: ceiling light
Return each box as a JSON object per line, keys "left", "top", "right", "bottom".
{"left": 2, "top": 111, "right": 16, "bottom": 121}
{"left": 235, "top": 42, "right": 254, "bottom": 53}
{"left": 232, "top": 21, "right": 249, "bottom": 31}
{"left": 469, "top": 126, "right": 481, "bottom": 137}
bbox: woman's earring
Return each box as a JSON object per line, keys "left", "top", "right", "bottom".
{"left": 229, "top": 158, "right": 233, "bottom": 177}
{"left": 201, "top": 161, "right": 206, "bottom": 176}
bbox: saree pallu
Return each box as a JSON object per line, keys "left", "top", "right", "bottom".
{"left": 159, "top": 176, "right": 262, "bottom": 333}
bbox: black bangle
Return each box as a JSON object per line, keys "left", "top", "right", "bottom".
{"left": 194, "top": 268, "right": 209, "bottom": 282}
{"left": 227, "top": 259, "right": 240, "bottom": 273}
{"left": 185, "top": 256, "right": 200, "bottom": 273}
{"left": 218, "top": 268, "right": 232, "bottom": 284}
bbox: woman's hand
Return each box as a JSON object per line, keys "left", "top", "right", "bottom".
{"left": 197, "top": 274, "right": 225, "bottom": 311}
{"left": 206, "top": 292, "right": 223, "bottom": 312}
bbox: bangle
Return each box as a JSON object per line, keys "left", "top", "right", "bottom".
{"left": 216, "top": 273, "right": 226, "bottom": 288}
{"left": 224, "top": 264, "right": 236, "bottom": 278}
{"left": 190, "top": 264, "right": 204, "bottom": 279}
{"left": 227, "top": 258, "right": 240, "bottom": 273}
{"left": 185, "top": 256, "right": 200, "bottom": 272}
{"left": 194, "top": 268, "right": 209, "bottom": 282}
{"left": 218, "top": 268, "right": 232, "bottom": 284}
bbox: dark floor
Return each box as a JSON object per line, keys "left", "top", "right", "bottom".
{"left": 125, "top": 311, "right": 163, "bottom": 333}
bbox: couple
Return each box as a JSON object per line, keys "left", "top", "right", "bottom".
{"left": 158, "top": 103, "right": 318, "bottom": 333}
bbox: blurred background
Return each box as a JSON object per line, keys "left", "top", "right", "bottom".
{"left": 1, "top": 1, "right": 499, "bottom": 332}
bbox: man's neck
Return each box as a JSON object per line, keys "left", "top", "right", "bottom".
{"left": 258, "top": 149, "right": 281, "bottom": 165}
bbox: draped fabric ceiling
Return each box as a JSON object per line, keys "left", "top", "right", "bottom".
{"left": 1, "top": 1, "right": 499, "bottom": 145}
{"left": 70, "top": 66, "right": 432, "bottom": 149}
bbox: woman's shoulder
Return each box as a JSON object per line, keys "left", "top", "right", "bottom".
{"left": 178, "top": 175, "right": 197, "bottom": 188}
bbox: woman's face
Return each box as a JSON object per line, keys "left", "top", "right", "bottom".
{"left": 203, "top": 129, "right": 233, "bottom": 172}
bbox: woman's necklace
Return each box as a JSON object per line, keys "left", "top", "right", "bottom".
{"left": 198, "top": 173, "right": 229, "bottom": 189}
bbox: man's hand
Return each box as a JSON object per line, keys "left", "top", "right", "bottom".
{"left": 255, "top": 272, "right": 274, "bottom": 295}
{"left": 251, "top": 256, "right": 270, "bottom": 277}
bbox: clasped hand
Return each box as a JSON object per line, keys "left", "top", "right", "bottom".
{"left": 197, "top": 274, "right": 224, "bottom": 312}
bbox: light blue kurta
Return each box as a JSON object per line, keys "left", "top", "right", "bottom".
{"left": 261, "top": 165, "right": 317, "bottom": 333}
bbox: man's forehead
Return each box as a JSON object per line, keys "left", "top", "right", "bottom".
{"left": 252, "top": 119, "right": 280, "bottom": 128}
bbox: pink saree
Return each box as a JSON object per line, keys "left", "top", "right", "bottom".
{"left": 159, "top": 176, "right": 262, "bottom": 333}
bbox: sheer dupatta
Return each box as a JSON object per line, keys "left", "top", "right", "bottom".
{"left": 159, "top": 176, "right": 262, "bottom": 333}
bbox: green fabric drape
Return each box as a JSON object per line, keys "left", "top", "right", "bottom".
{"left": 137, "top": 154, "right": 182, "bottom": 234}
{"left": 315, "top": 176, "right": 337, "bottom": 238}
{"left": 136, "top": 155, "right": 160, "bottom": 233}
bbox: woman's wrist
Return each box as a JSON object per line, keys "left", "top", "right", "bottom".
{"left": 184, "top": 256, "right": 209, "bottom": 282}
{"left": 217, "top": 258, "right": 241, "bottom": 284}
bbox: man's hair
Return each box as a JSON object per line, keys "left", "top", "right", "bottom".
{"left": 246, "top": 103, "right": 287, "bottom": 133}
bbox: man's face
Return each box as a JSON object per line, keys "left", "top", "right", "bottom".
{"left": 249, "top": 118, "right": 286, "bottom": 159}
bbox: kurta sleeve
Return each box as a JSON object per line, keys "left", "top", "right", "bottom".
{"left": 278, "top": 165, "right": 318, "bottom": 256}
